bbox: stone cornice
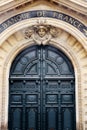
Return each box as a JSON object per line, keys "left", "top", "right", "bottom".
{"left": 52, "top": 0, "right": 87, "bottom": 14}
{"left": 53, "top": 0, "right": 87, "bottom": 8}
{"left": 0, "top": 0, "right": 33, "bottom": 14}
{"left": 0, "top": 0, "right": 87, "bottom": 16}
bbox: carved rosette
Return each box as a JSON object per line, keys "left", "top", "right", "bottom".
{"left": 24, "top": 25, "right": 61, "bottom": 45}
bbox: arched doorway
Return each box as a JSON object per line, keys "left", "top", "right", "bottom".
{"left": 8, "top": 45, "right": 76, "bottom": 130}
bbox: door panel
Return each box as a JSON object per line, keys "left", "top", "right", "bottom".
{"left": 9, "top": 45, "right": 76, "bottom": 130}
{"left": 46, "top": 108, "right": 58, "bottom": 130}
{"left": 26, "top": 108, "right": 38, "bottom": 130}
{"left": 9, "top": 107, "right": 22, "bottom": 130}
{"left": 61, "top": 108, "right": 74, "bottom": 130}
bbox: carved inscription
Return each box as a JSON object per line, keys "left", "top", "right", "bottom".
{"left": 0, "top": 10, "right": 87, "bottom": 37}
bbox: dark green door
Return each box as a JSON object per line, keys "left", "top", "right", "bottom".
{"left": 8, "top": 45, "right": 76, "bottom": 130}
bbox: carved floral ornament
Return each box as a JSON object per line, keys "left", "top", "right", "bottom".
{"left": 24, "top": 25, "right": 62, "bottom": 45}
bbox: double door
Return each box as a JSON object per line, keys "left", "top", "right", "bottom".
{"left": 9, "top": 45, "right": 76, "bottom": 130}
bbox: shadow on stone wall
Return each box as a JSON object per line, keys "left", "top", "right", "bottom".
{"left": 1, "top": 124, "right": 8, "bottom": 130}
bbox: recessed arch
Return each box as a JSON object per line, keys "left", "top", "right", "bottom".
{"left": 0, "top": 35, "right": 84, "bottom": 130}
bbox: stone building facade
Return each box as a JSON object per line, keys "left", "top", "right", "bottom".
{"left": 0, "top": 0, "right": 87, "bottom": 130}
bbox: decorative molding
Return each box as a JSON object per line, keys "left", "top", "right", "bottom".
{"left": 24, "top": 23, "right": 61, "bottom": 45}
{"left": 0, "top": 10, "right": 87, "bottom": 37}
